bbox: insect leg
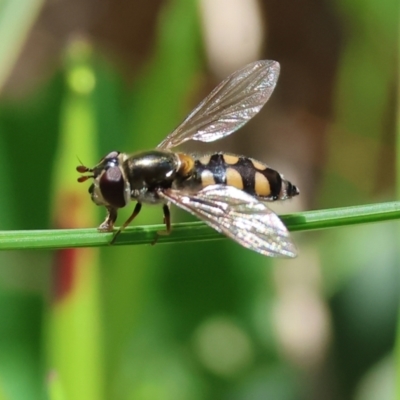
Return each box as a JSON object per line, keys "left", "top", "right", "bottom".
{"left": 98, "top": 206, "right": 118, "bottom": 232}
{"left": 110, "top": 202, "right": 142, "bottom": 244}
{"left": 152, "top": 204, "right": 171, "bottom": 245}
{"left": 162, "top": 204, "right": 171, "bottom": 234}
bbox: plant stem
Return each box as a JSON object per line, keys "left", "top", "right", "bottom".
{"left": 1, "top": 201, "right": 399, "bottom": 251}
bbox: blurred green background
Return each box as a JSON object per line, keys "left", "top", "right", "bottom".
{"left": 0, "top": 0, "right": 398, "bottom": 399}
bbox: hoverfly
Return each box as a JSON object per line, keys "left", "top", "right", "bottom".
{"left": 77, "top": 60, "right": 299, "bottom": 257}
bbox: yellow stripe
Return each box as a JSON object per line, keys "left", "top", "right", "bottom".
{"left": 226, "top": 167, "right": 243, "bottom": 190}
{"left": 223, "top": 154, "right": 239, "bottom": 164}
{"left": 254, "top": 171, "right": 271, "bottom": 196}
{"left": 198, "top": 154, "right": 212, "bottom": 165}
{"left": 201, "top": 170, "right": 216, "bottom": 186}
{"left": 250, "top": 158, "right": 267, "bottom": 170}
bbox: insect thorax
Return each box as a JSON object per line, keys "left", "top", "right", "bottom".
{"left": 122, "top": 150, "right": 181, "bottom": 202}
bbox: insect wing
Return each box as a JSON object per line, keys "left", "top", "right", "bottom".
{"left": 157, "top": 60, "right": 280, "bottom": 150}
{"left": 159, "top": 184, "right": 296, "bottom": 257}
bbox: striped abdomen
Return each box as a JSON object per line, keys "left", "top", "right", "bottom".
{"left": 182, "top": 153, "right": 299, "bottom": 201}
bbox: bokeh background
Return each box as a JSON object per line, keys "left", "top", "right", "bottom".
{"left": 0, "top": 0, "right": 398, "bottom": 399}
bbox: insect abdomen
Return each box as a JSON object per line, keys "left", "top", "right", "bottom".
{"left": 192, "top": 153, "right": 298, "bottom": 201}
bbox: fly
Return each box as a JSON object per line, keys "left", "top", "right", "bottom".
{"left": 77, "top": 60, "right": 299, "bottom": 257}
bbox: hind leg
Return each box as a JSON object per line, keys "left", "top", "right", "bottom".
{"left": 152, "top": 204, "right": 171, "bottom": 245}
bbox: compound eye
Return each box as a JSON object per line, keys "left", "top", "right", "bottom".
{"left": 99, "top": 166, "right": 126, "bottom": 208}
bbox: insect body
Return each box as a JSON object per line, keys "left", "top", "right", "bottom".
{"left": 77, "top": 60, "right": 299, "bottom": 257}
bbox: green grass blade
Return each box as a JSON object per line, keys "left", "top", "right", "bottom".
{"left": 0, "top": 201, "right": 399, "bottom": 250}
{"left": 284, "top": 201, "right": 400, "bottom": 231}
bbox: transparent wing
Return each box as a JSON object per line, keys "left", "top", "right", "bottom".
{"left": 159, "top": 184, "right": 296, "bottom": 257}
{"left": 157, "top": 60, "right": 280, "bottom": 150}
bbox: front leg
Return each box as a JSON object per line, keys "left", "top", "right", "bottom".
{"left": 98, "top": 206, "right": 118, "bottom": 232}
{"left": 110, "top": 202, "right": 142, "bottom": 244}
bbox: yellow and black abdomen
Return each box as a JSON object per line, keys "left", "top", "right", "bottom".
{"left": 189, "top": 153, "right": 299, "bottom": 201}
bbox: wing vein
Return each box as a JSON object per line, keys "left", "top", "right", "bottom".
{"left": 157, "top": 60, "right": 280, "bottom": 149}
{"left": 159, "top": 185, "right": 296, "bottom": 257}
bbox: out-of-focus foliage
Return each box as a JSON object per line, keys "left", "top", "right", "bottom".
{"left": 0, "top": 0, "right": 398, "bottom": 399}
